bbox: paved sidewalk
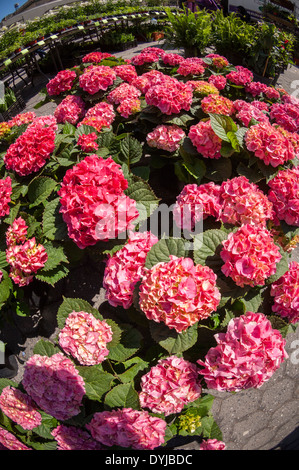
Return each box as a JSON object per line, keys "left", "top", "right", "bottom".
{"left": 7, "top": 40, "right": 299, "bottom": 451}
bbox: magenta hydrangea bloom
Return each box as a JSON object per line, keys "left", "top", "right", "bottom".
{"left": 77, "top": 132, "right": 99, "bottom": 153}
{"left": 86, "top": 408, "right": 166, "bottom": 450}
{"left": 267, "top": 167, "right": 299, "bottom": 226}
{"left": 79, "top": 65, "right": 116, "bottom": 94}
{"left": 0, "top": 176, "right": 12, "bottom": 218}
{"left": 270, "top": 102, "right": 299, "bottom": 133}
{"left": 107, "top": 82, "right": 141, "bottom": 105}
{"left": 145, "top": 78, "right": 193, "bottom": 115}
{"left": 54, "top": 95, "right": 85, "bottom": 125}
{"left": 146, "top": 124, "right": 186, "bottom": 153}
{"left": 0, "top": 386, "right": 42, "bottom": 430}
{"left": 139, "top": 355, "right": 202, "bottom": 416}
{"left": 139, "top": 256, "right": 221, "bottom": 333}
{"left": 198, "top": 312, "right": 288, "bottom": 392}
{"left": 270, "top": 261, "right": 299, "bottom": 324}
{"left": 0, "top": 427, "right": 32, "bottom": 450}
{"left": 188, "top": 120, "right": 222, "bottom": 159}
{"left": 46, "top": 69, "right": 77, "bottom": 96}
{"left": 58, "top": 311, "right": 113, "bottom": 366}
{"left": 51, "top": 424, "right": 102, "bottom": 450}
{"left": 103, "top": 231, "right": 158, "bottom": 309}
{"left": 22, "top": 353, "right": 86, "bottom": 421}
{"left": 5, "top": 217, "right": 28, "bottom": 246}
{"left": 220, "top": 224, "right": 281, "bottom": 287}
{"left": 200, "top": 439, "right": 226, "bottom": 450}
{"left": 226, "top": 65, "right": 253, "bottom": 86}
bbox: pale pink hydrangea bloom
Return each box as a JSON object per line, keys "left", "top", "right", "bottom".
{"left": 145, "top": 79, "right": 193, "bottom": 115}
{"left": 0, "top": 176, "right": 12, "bottom": 218}
{"left": 54, "top": 95, "right": 85, "bottom": 125}
{"left": 79, "top": 65, "right": 116, "bottom": 94}
{"left": 146, "top": 124, "right": 186, "bottom": 152}
{"left": 58, "top": 310, "right": 113, "bottom": 365}
{"left": 107, "top": 82, "right": 141, "bottom": 105}
{"left": 117, "top": 98, "right": 141, "bottom": 118}
{"left": 201, "top": 94, "right": 234, "bottom": 116}
{"left": 86, "top": 408, "right": 166, "bottom": 450}
{"left": 22, "top": 353, "right": 86, "bottom": 421}
{"left": 139, "top": 355, "right": 202, "bottom": 416}
{"left": 173, "top": 182, "right": 222, "bottom": 230}
{"left": 113, "top": 64, "right": 137, "bottom": 83}
{"left": 270, "top": 261, "right": 299, "bottom": 324}
{"left": 103, "top": 231, "right": 158, "bottom": 309}
{"left": 267, "top": 167, "right": 299, "bottom": 226}
{"left": 0, "top": 427, "right": 32, "bottom": 450}
{"left": 46, "top": 69, "right": 77, "bottom": 96}
{"left": 200, "top": 439, "right": 226, "bottom": 450}
{"left": 58, "top": 155, "right": 139, "bottom": 249}
{"left": 219, "top": 176, "right": 274, "bottom": 227}
{"left": 188, "top": 120, "right": 222, "bottom": 159}
{"left": 220, "top": 224, "right": 281, "bottom": 287}
{"left": 51, "top": 424, "right": 102, "bottom": 450}
{"left": 77, "top": 132, "right": 99, "bottom": 152}
{"left": 0, "top": 386, "right": 42, "bottom": 430}
{"left": 208, "top": 74, "right": 227, "bottom": 90}
{"left": 139, "top": 256, "right": 221, "bottom": 332}
{"left": 198, "top": 312, "right": 288, "bottom": 392}
{"left": 245, "top": 121, "right": 295, "bottom": 167}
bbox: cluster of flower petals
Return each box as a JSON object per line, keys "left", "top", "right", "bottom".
{"left": 139, "top": 255, "right": 221, "bottom": 332}
{"left": 270, "top": 101, "right": 299, "bottom": 133}
{"left": 77, "top": 132, "right": 99, "bottom": 152}
{"left": 139, "top": 355, "right": 202, "bottom": 416}
{"left": 208, "top": 74, "right": 227, "bottom": 90}
{"left": 201, "top": 94, "right": 234, "bottom": 116}
{"left": 51, "top": 424, "right": 102, "bottom": 450}
{"left": 188, "top": 120, "right": 222, "bottom": 159}
{"left": 0, "top": 427, "right": 32, "bottom": 450}
{"left": 46, "top": 69, "right": 77, "bottom": 95}
{"left": 145, "top": 78, "right": 193, "bottom": 115}
{"left": 267, "top": 166, "right": 299, "bottom": 226}
{"left": 7, "top": 111, "right": 36, "bottom": 128}
{"left": 54, "top": 94, "right": 86, "bottom": 125}
{"left": 103, "top": 231, "right": 158, "bottom": 309}
{"left": 146, "top": 124, "right": 186, "bottom": 152}
{"left": 58, "top": 310, "right": 113, "bottom": 366}
{"left": 82, "top": 51, "right": 113, "bottom": 63}
{"left": 235, "top": 100, "right": 269, "bottom": 127}
{"left": 187, "top": 80, "right": 219, "bottom": 96}
{"left": 200, "top": 439, "right": 226, "bottom": 450}
{"left": 220, "top": 224, "right": 281, "bottom": 287}
{"left": 6, "top": 216, "right": 28, "bottom": 246}
{"left": 270, "top": 261, "right": 299, "bottom": 324}
{"left": 113, "top": 64, "right": 138, "bottom": 83}
{"left": 117, "top": 97, "right": 141, "bottom": 118}
{"left": 198, "top": 312, "right": 288, "bottom": 392}
{"left": 107, "top": 82, "right": 141, "bottom": 105}
{"left": 162, "top": 52, "right": 185, "bottom": 66}
{"left": 22, "top": 353, "right": 86, "bottom": 421}
{"left": 226, "top": 65, "right": 253, "bottom": 86}
{"left": 0, "top": 386, "right": 42, "bottom": 430}
{"left": 86, "top": 408, "right": 166, "bottom": 450}
{"left": 79, "top": 65, "right": 116, "bottom": 94}
{"left": 177, "top": 57, "right": 205, "bottom": 77}
{"left": 0, "top": 176, "right": 12, "bottom": 218}
{"left": 205, "top": 53, "right": 229, "bottom": 69}
{"left": 85, "top": 101, "right": 115, "bottom": 125}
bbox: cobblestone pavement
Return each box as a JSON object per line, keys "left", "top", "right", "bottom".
{"left": 6, "top": 40, "right": 299, "bottom": 451}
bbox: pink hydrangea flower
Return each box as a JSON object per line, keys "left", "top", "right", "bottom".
{"left": 270, "top": 102, "right": 299, "bottom": 133}
{"left": 235, "top": 101, "right": 269, "bottom": 127}
{"left": 6, "top": 217, "right": 28, "bottom": 246}
{"left": 173, "top": 182, "right": 222, "bottom": 230}
{"left": 187, "top": 80, "right": 219, "bottom": 96}
{"left": 146, "top": 124, "right": 186, "bottom": 152}
{"left": 0, "top": 176, "right": 12, "bottom": 218}
{"left": 47, "top": 69, "right": 77, "bottom": 96}
{"left": 245, "top": 81, "right": 268, "bottom": 97}
{"left": 3, "top": 115, "right": 56, "bottom": 176}
{"left": 200, "top": 439, "right": 226, "bottom": 450}
{"left": 226, "top": 65, "right": 253, "bottom": 86}
{"left": 162, "top": 52, "right": 185, "bottom": 66}
{"left": 58, "top": 311, "right": 113, "bottom": 365}
{"left": 84, "top": 101, "right": 115, "bottom": 125}
{"left": 198, "top": 312, "right": 288, "bottom": 392}
{"left": 264, "top": 87, "right": 280, "bottom": 100}
{"left": 177, "top": 58, "right": 205, "bottom": 77}
{"left": 79, "top": 65, "right": 116, "bottom": 94}
{"left": 86, "top": 408, "right": 166, "bottom": 450}
{"left": 219, "top": 176, "right": 274, "bottom": 227}
{"left": 82, "top": 51, "right": 113, "bottom": 63}
{"left": 188, "top": 120, "right": 222, "bottom": 159}
{"left": 107, "top": 82, "right": 141, "bottom": 105}
{"left": 117, "top": 98, "right": 141, "bottom": 118}
{"left": 208, "top": 74, "right": 227, "bottom": 91}
{"left": 7, "top": 111, "right": 36, "bottom": 128}
{"left": 58, "top": 155, "right": 139, "bottom": 249}
{"left": 220, "top": 224, "right": 281, "bottom": 287}
{"left": 145, "top": 79, "right": 193, "bottom": 115}
{"left": 103, "top": 231, "right": 158, "bottom": 309}
{"left": 201, "top": 94, "right": 234, "bottom": 116}
{"left": 77, "top": 115, "right": 110, "bottom": 133}
{"left": 22, "top": 353, "right": 86, "bottom": 421}
{"left": 77, "top": 132, "right": 99, "bottom": 152}
{"left": 131, "top": 51, "right": 160, "bottom": 66}
{"left": 0, "top": 427, "right": 32, "bottom": 450}
{"left": 54, "top": 95, "right": 85, "bottom": 125}
{"left": 267, "top": 167, "right": 299, "bottom": 226}
{"left": 139, "top": 256, "right": 221, "bottom": 332}
{"left": 139, "top": 355, "right": 202, "bottom": 416}
{"left": 205, "top": 53, "right": 229, "bottom": 69}
{"left": 132, "top": 69, "right": 170, "bottom": 94}
{"left": 270, "top": 261, "right": 299, "bottom": 324}
{"left": 0, "top": 386, "right": 42, "bottom": 430}
{"left": 245, "top": 121, "right": 295, "bottom": 167}
{"left": 51, "top": 424, "right": 102, "bottom": 450}
{"left": 114, "top": 64, "right": 137, "bottom": 83}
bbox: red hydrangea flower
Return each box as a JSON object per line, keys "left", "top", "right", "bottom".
{"left": 139, "top": 256, "right": 221, "bottom": 332}
{"left": 139, "top": 355, "right": 202, "bottom": 416}
{"left": 187, "top": 80, "right": 219, "bottom": 96}
{"left": 226, "top": 65, "right": 253, "bottom": 86}
{"left": 131, "top": 69, "right": 170, "bottom": 94}
{"left": 0, "top": 176, "right": 12, "bottom": 218}
{"left": 46, "top": 69, "right": 77, "bottom": 96}
{"left": 116, "top": 97, "right": 141, "bottom": 118}
{"left": 82, "top": 51, "right": 113, "bottom": 63}
{"left": 103, "top": 231, "right": 158, "bottom": 309}
{"left": 77, "top": 132, "right": 99, "bottom": 152}
{"left": 0, "top": 386, "right": 42, "bottom": 430}
{"left": 208, "top": 74, "right": 227, "bottom": 90}
{"left": 220, "top": 224, "right": 281, "bottom": 287}
{"left": 54, "top": 94, "right": 85, "bottom": 124}
{"left": 146, "top": 124, "right": 186, "bottom": 152}
{"left": 198, "top": 312, "right": 288, "bottom": 392}
{"left": 188, "top": 120, "right": 222, "bottom": 159}
{"left": 3, "top": 115, "right": 57, "bottom": 176}
{"left": 6, "top": 216, "right": 28, "bottom": 246}
{"left": 245, "top": 121, "right": 295, "bottom": 167}
{"left": 201, "top": 94, "right": 234, "bottom": 116}
{"left": 22, "top": 353, "right": 86, "bottom": 421}
{"left": 264, "top": 86, "right": 280, "bottom": 100}
{"left": 267, "top": 167, "right": 299, "bottom": 226}
{"left": 131, "top": 51, "right": 160, "bottom": 66}
{"left": 162, "top": 52, "right": 185, "bottom": 66}
{"left": 7, "top": 111, "right": 36, "bottom": 128}
{"left": 51, "top": 424, "right": 102, "bottom": 450}
{"left": 235, "top": 101, "right": 269, "bottom": 127}
{"left": 58, "top": 311, "right": 113, "bottom": 365}
{"left": 79, "top": 65, "right": 116, "bottom": 94}
{"left": 0, "top": 427, "right": 32, "bottom": 450}
{"left": 58, "top": 155, "right": 139, "bottom": 249}
{"left": 173, "top": 182, "right": 222, "bottom": 230}
{"left": 219, "top": 176, "right": 274, "bottom": 227}
{"left": 77, "top": 115, "right": 110, "bottom": 133}
{"left": 86, "top": 408, "right": 166, "bottom": 450}
{"left": 270, "top": 261, "right": 299, "bottom": 324}
{"left": 145, "top": 79, "right": 193, "bottom": 115}
{"left": 114, "top": 64, "right": 137, "bottom": 83}
{"left": 107, "top": 82, "right": 141, "bottom": 105}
